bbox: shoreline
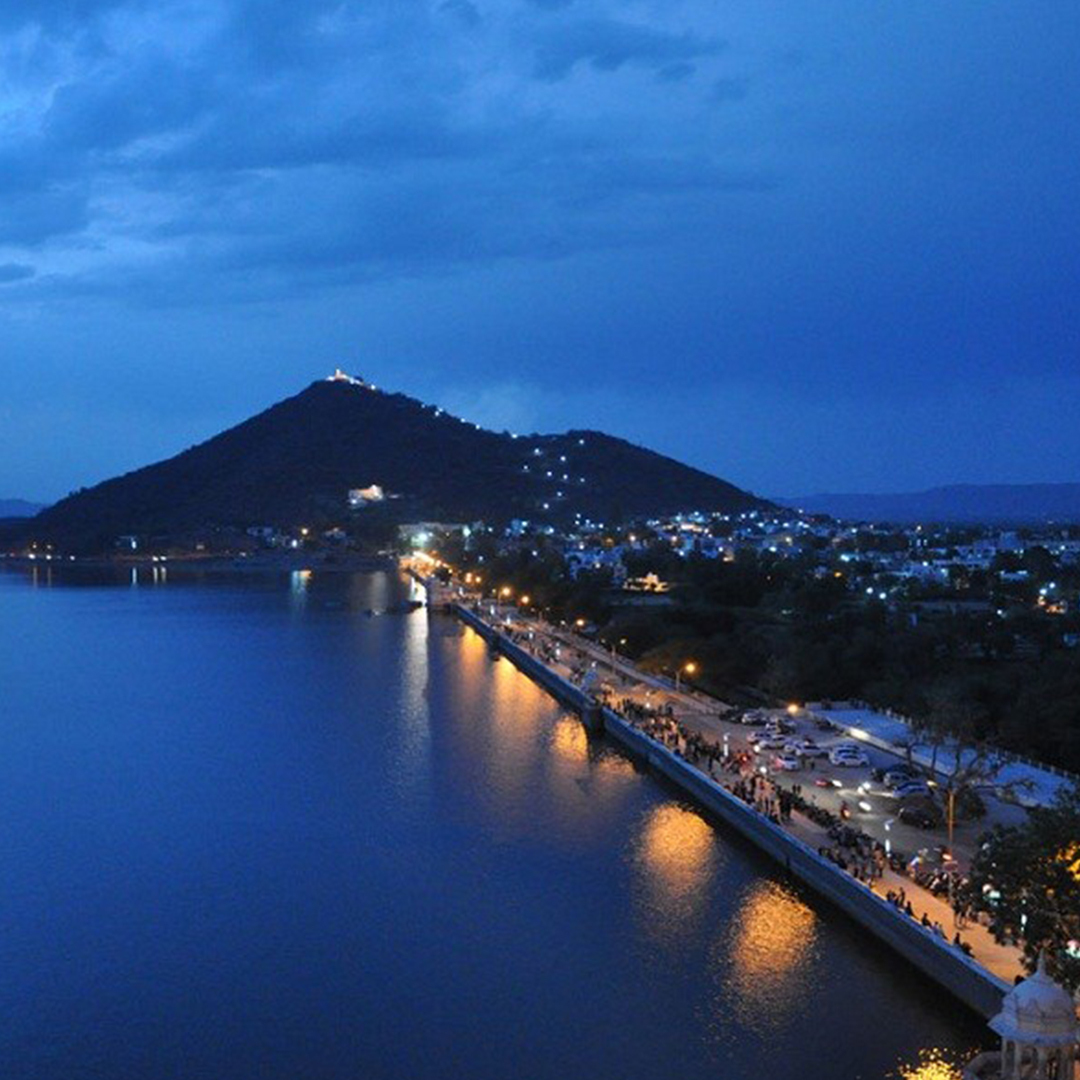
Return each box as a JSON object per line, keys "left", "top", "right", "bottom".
{"left": 437, "top": 587, "right": 1010, "bottom": 1020}
{"left": 0, "top": 552, "right": 397, "bottom": 574}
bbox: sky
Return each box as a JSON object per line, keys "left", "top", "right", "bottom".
{"left": 1, "top": 0, "right": 1078, "bottom": 504}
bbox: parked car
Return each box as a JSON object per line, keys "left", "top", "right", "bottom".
{"left": 873, "top": 764, "right": 915, "bottom": 783}
{"left": 740, "top": 711, "right": 767, "bottom": 725}
{"left": 830, "top": 749, "right": 870, "bottom": 767}
{"left": 773, "top": 753, "right": 801, "bottom": 771}
{"left": 893, "top": 780, "right": 932, "bottom": 799}
{"left": 899, "top": 803, "right": 943, "bottom": 829}
{"left": 753, "top": 733, "right": 788, "bottom": 751}
{"left": 831, "top": 741, "right": 862, "bottom": 755}
{"left": 793, "top": 738, "right": 827, "bottom": 758}
{"left": 884, "top": 768, "right": 920, "bottom": 789}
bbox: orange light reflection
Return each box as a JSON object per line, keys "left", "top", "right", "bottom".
{"left": 719, "top": 879, "right": 818, "bottom": 1034}
{"left": 634, "top": 803, "right": 717, "bottom": 947}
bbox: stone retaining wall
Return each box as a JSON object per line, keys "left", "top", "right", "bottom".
{"left": 451, "top": 603, "right": 1009, "bottom": 1019}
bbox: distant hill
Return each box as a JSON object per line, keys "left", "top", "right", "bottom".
{"left": 777, "top": 484, "right": 1080, "bottom": 524}
{"left": 0, "top": 499, "right": 44, "bottom": 519}
{"left": 24, "top": 375, "right": 768, "bottom": 550}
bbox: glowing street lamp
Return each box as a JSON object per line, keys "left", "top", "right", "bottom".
{"left": 675, "top": 660, "right": 697, "bottom": 693}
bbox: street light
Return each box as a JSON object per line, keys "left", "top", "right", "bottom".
{"left": 675, "top": 660, "right": 697, "bottom": 693}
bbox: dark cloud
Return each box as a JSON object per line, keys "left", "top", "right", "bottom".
{"left": 533, "top": 18, "right": 722, "bottom": 81}
{"left": 0, "top": 187, "right": 88, "bottom": 245}
{"left": 43, "top": 57, "right": 214, "bottom": 153}
{"left": 657, "top": 61, "right": 695, "bottom": 83}
{"left": 0, "top": 263, "right": 34, "bottom": 283}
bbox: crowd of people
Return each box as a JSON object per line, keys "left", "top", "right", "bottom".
{"left": 480, "top": 606, "right": 991, "bottom": 973}
{"left": 604, "top": 688, "right": 984, "bottom": 956}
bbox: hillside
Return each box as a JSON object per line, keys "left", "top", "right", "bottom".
{"left": 0, "top": 499, "right": 44, "bottom": 519}
{"left": 26, "top": 375, "right": 768, "bottom": 550}
{"left": 778, "top": 483, "right": 1080, "bottom": 524}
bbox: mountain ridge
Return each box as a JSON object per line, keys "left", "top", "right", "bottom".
{"left": 777, "top": 483, "right": 1080, "bottom": 524}
{"left": 23, "top": 376, "right": 769, "bottom": 550}
{"left": 0, "top": 499, "right": 45, "bottom": 519}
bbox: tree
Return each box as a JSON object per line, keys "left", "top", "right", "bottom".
{"left": 957, "top": 785, "right": 1080, "bottom": 992}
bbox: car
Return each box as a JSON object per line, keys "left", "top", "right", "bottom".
{"left": 792, "top": 738, "right": 827, "bottom": 758}
{"left": 752, "top": 733, "right": 788, "bottom": 751}
{"left": 898, "top": 803, "right": 943, "bottom": 829}
{"left": 739, "top": 711, "right": 767, "bottom": 725}
{"left": 872, "top": 765, "right": 910, "bottom": 782}
{"left": 773, "top": 753, "right": 801, "bottom": 771}
{"left": 884, "top": 768, "right": 919, "bottom": 789}
{"left": 830, "top": 749, "right": 870, "bottom": 767}
{"left": 831, "top": 741, "right": 862, "bottom": 754}
{"left": 893, "top": 780, "right": 932, "bottom": 799}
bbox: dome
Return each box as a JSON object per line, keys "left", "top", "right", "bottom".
{"left": 989, "top": 955, "right": 1079, "bottom": 1047}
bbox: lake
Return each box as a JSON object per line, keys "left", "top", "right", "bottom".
{"left": 0, "top": 565, "right": 984, "bottom": 1078}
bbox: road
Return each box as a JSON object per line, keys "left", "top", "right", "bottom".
{"left": 484, "top": 600, "right": 1026, "bottom": 873}
{"left": 464, "top": 597, "right": 1025, "bottom": 985}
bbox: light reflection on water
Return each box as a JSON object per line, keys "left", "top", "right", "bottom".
{"left": 389, "top": 576, "right": 431, "bottom": 798}
{"left": 889, "top": 1046, "right": 970, "bottom": 1079}
{"left": 633, "top": 803, "right": 720, "bottom": 947}
{"left": 717, "top": 878, "right": 819, "bottom": 1036}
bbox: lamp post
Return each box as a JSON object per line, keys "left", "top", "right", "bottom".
{"left": 675, "top": 660, "right": 697, "bottom": 694}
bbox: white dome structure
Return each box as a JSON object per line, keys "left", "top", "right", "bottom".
{"left": 977, "top": 954, "right": 1079, "bottom": 1079}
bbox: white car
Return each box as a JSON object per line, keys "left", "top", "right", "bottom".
{"left": 752, "top": 733, "right": 788, "bottom": 751}
{"left": 773, "top": 753, "right": 801, "bottom": 771}
{"left": 789, "top": 738, "right": 826, "bottom": 758}
{"left": 830, "top": 748, "right": 870, "bottom": 767}
{"left": 893, "top": 780, "right": 932, "bottom": 799}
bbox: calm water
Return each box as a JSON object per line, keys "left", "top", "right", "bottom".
{"left": 0, "top": 565, "right": 984, "bottom": 1079}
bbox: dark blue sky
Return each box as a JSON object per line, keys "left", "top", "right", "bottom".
{"left": 2, "top": 0, "right": 1078, "bottom": 503}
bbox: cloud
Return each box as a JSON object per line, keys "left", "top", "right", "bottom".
{"left": 0, "top": 186, "right": 88, "bottom": 244}
{"left": 656, "top": 61, "right": 695, "bottom": 83}
{"left": 0, "top": 0, "right": 771, "bottom": 306}
{"left": 533, "top": 18, "right": 723, "bottom": 81}
{"left": 0, "top": 262, "right": 34, "bottom": 283}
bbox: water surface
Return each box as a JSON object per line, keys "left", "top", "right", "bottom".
{"left": 0, "top": 566, "right": 983, "bottom": 1078}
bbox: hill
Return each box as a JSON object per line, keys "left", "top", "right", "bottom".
{"left": 0, "top": 499, "right": 44, "bottom": 519}
{"left": 25, "top": 374, "right": 768, "bottom": 550}
{"left": 777, "top": 483, "right": 1080, "bottom": 524}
